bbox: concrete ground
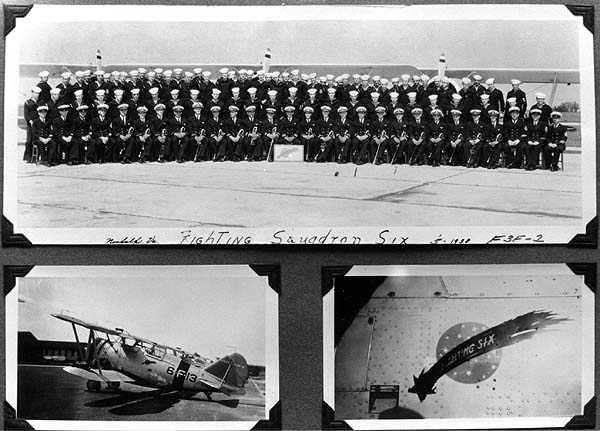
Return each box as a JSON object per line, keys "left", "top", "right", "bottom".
{"left": 16, "top": 150, "right": 581, "bottom": 229}
{"left": 17, "top": 364, "right": 265, "bottom": 421}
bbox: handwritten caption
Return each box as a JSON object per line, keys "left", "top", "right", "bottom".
{"left": 104, "top": 230, "right": 544, "bottom": 245}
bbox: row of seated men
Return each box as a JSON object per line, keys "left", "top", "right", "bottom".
{"left": 33, "top": 68, "right": 517, "bottom": 114}
{"left": 30, "top": 98, "right": 567, "bottom": 172}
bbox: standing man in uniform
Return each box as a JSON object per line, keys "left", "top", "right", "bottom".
{"left": 506, "top": 79, "right": 527, "bottom": 116}
{"left": 23, "top": 87, "right": 41, "bottom": 162}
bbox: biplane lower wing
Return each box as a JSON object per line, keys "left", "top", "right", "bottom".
{"left": 63, "top": 366, "right": 135, "bottom": 383}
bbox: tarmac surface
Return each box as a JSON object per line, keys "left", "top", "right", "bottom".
{"left": 17, "top": 364, "right": 266, "bottom": 422}
{"left": 16, "top": 150, "right": 582, "bottom": 229}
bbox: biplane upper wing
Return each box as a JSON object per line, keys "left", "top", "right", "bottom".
{"left": 419, "top": 68, "right": 580, "bottom": 84}
{"left": 63, "top": 366, "right": 135, "bottom": 383}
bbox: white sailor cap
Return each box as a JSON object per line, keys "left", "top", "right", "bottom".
{"left": 202, "top": 71, "right": 212, "bottom": 78}
{"left": 372, "top": 75, "right": 381, "bottom": 81}
{"left": 511, "top": 79, "right": 521, "bottom": 85}
{"left": 337, "top": 106, "right": 348, "bottom": 113}
{"left": 247, "top": 69, "right": 254, "bottom": 75}
{"left": 485, "top": 77, "right": 495, "bottom": 85}
{"left": 229, "top": 105, "right": 239, "bottom": 112}
{"left": 95, "top": 89, "right": 106, "bottom": 96}
{"left": 113, "top": 89, "right": 124, "bottom": 96}
{"left": 451, "top": 109, "right": 462, "bottom": 115}
{"left": 239, "top": 69, "right": 247, "bottom": 75}
{"left": 301, "top": 73, "right": 309, "bottom": 80}
{"left": 267, "top": 90, "right": 277, "bottom": 97}
{"left": 36, "top": 105, "right": 49, "bottom": 111}
{"left": 118, "top": 103, "right": 129, "bottom": 110}
{"left": 370, "top": 91, "right": 380, "bottom": 98}
{"left": 348, "top": 90, "right": 359, "bottom": 97}
{"left": 288, "top": 86, "right": 298, "bottom": 93}
{"left": 356, "top": 106, "right": 367, "bottom": 113}
{"left": 507, "top": 97, "right": 517, "bottom": 104}
{"left": 154, "top": 103, "right": 165, "bottom": 111}
{"left": 461, "top": 77, "right": 471, "bottom": 85}
{"left": 442, "top": 76, "right": 450, "bottom": 83}
{"left": 412, "top": 107, "right": 423, "bottom": 114}
{"left": 388, "top": 91, "right": 399, "bottom": 99}
{"left": 530, "top": 108, "right": 542, "bottom": 115}
{"left": 480, "top": 94, "right": 490, "bottom": 100}
{"left": 551, "top": 111, "right": 562, "bottom": 118}
{"left": 75, "top": 71, "right": 84, "bottom": 78}
{"left": 420, "top": 74, "right": 430, "bottom": 82}
{"left": 320, "top": 105, "right": 332, "bottom": 111}
{"left": 95, "top": 70, "right": 104, "bottom": 76}
{"left": 193, "top": 68, "right": 203, "bottom": 74}
{"left": 149, "top": 87, "right": 159, "bottom": 95}
{"left": 120, "top": 71, "right": 128, "bottom": 78}
{"left": 412, "top": 75, "right": 420, "bottom": 82}
{"left": 352, "top": 73, "right": 360, "bottom": 79}
{"left": 470, "top": 108, "right": 481, "bottom": 115}
{"left": 210, "top": 106, "right": 221, "bottom": 112}
{"left": 245, "top": 104, "right": 257, "bottom": 111}
{"left": 50, "top": 88, "right": 61, "bottom": 95}
{"left": 391, "top": 77, "right": 400, "bottom": 83}
{"left": 257, "top": 70, "right": 265, "bottom": 76}
{"left": 307, "top": 88, "right": 318, "bottom": 95}
{"left": 84, "top": 70, "right": 91, "bottom": 76}
{"left": 231, "top": 87, "right": 240, "bottom": 93}
{"left": 282, "top": 72, "right": 290, "bottom": 78}
{"left": 173, "top": 68, "right": 183, "bottom": 74}
{"left": 163, "top": 70, "right": 173, "bottom": 77}
{"left": 309, "top": 72, "right": 317, "bottom": 79}
{"left": 319, "top": 76, "right": 327, "bottom": 83}
{"left": 472, "top": 74, "right": 482, "bottom": 81}
{"left": 111, "top": 70, "right": 120, "bottom": 77}
{"left": 489, "top": 109, "right": 499, "bottom": 116}
{"left": 130, "top": 88, "right": 140, "bottom": 95}
{"left": 190, "top": 89, "right": 200, "bottom": 96}
{"left": 393, "top": 107, "right": 405, "bottom": 115}
{"left": 326, "top": 74, "right": 335, "bottom": 80}
{"left": 97, "top": 103, "right": 109, "bottom": 110}
{"left": 508, "top": 106, "right": 520, "bottom": 113}
{"left": 272, "top": 71, "right": 281, "bottom": 78}
{"left": 57, "top": 104, "right": 70, "bottom": 110}
{"left": 407, "top": 92, "right": 417, "bottom": 99}
{"left": 433, "top": 75, "right": 442, "bottom": 82}
{"left": 341, "top": 73, "right": 349, "bottom": 79}
{"left": 212, "top": 88, "right": 221, "bottom": 94}
{"left": 154, "top": 68, "right": 164, "bottom": 74}
{"left": 303, "top": 106, "right": 314, "bottom": 113}
{"left": 247, "top": 87, "right": 257, "bottom": 94}
{"left": 380, "top": 78, "right": 389, "bottom": 85}
{"left": 31, "top": 86, "right": 42, "bottom": 94}
{"left": 130, "top": 70, "right": 139, "bottom": 77}
{"left": 328, "top": 88, "right": 337, "bottom": 94}
{"left": 38, "top": 70, "right": 50, "bottom": 78}
{"left": 535, "top": 92, "right": 546, "bottom": 99}
{"left": 360, "top": 74, "right": 370, "bottom": 81}
{"left": 192, "top": 102, "right": 203, "bottom": 109}
{"left": 61, "top": 72, "right": 71, "bottom": 79}
{"left": 428, "top": 94, "right": 438, "bottom": 101}
{"left": 266, "top": 107, "right": 276, "bottom": 113}
{"left": 401, "top": 74, "right": 410, "bottom": 81}
{"left": 284, "top": 105, "right": 295, "bottom": 112}
{"left": 375, "top": 106, "right": 386, "bottom": 113}
{"left": 173, "top": 105, "right": 184, "bottom": 112}
{"left": 138, "top": 68, "right": 147, "bottom": 74}
{"left": 227, "top": 70, "right": 236, "bottom": 77}
{"left": 452, "top": 93, "right": 462, "bottom": 101}
{"left": 137, "top": 106, "right": 148, "bottom": 113}
{"left": 184, "top": 71, "right": 194, "bottom": 78}
{"left": 335, "top": 76, "right": 343, "bottom": 83}
{"left": 265, "top": 72, "right": 273, "bottom": 78}
{"left": 147, "top": 71, "right": 156, "bottom": 78}
{"left": 431, "top": 108, "right": 443, "bottom": 116}
{"left": 74, "top": 89, "right": 83, "bottom": 97}
{"left": 169, "top": 89, "right": 179, "bottom": 95}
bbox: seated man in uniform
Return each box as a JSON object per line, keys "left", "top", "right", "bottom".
{"left": 544, "top": 111, "right": 568, "bottom": 172}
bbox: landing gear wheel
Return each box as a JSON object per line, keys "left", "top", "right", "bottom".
{"left": 204, "top": 391, "right": 212, "bottom": 401}
{"left": 87, "top": 380, "right": 101, "bottom": 391}
{"left": 107, "top": 382, "right": 120, "bottom": 390}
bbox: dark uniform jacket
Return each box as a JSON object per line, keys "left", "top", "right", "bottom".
{"left": 32, "top": 117, "right": 53, "bottom": 140}
{"left": 279, "top": 116, "right": 299, "bottom": 137}
{"left": 526, "top": 120, "right": 547, "bottom": 144}
{"left": 503, "top": 118, "right": 527, "bottom": 142}
{"left": 91, "top": 115, "right": 112, "bottom": 138}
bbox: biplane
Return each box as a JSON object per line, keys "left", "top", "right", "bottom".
{"left": 52, "top": 313, "right": 249, "bottom": 400}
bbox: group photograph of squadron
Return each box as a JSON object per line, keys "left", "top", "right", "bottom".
{"left": 24, "top": 67, "right": 568, "bottom": 172}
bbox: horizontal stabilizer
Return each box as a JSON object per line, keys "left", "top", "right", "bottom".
{"left": 63, "top": 366, "right": 135, "bottom": 383}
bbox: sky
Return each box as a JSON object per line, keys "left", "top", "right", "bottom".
{"left": 17, "top": 271, "right": 268, "bottom": 365}
{"left": 13, "top": 5, "right": 583, "bottom": 104}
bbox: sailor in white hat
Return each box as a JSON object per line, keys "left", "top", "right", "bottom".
{"left": 408, "top": 107, "right": 426, "bottom": 165}
{"left": 530, "top": 92, "right": 552, "bottom": 123}
{"left": 545, "top": 111, "right": 567, "bottom": 171}
{"left": 524, "top": 107, "right": 545, "bottom": 170}
{"left": 504, "top": 105, "right": 527, "bottom": 169}
{"left": 507, "top": 78, "right": 527, "bottom": 115}
{"left": 36, "top": 70, "right": 52, "bottom": 103}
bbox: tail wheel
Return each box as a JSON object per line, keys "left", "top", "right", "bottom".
{"left": 86, "top": 380, "right": 101, "bottom": 391}
{"left": 107, "top": 382, "right": 120, "bottom": 390}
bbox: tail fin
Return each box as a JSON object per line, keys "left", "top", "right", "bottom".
{"left": 205, "top": 353, "right": 249, "bottom": 393}
{"left": 96, "top": 49, "right": 102, "bottom": 72}
{"left": 262, "top": 48, "right": 271, "bottom": 74}
{"left": 437, "top": 53, "right": 446, "bottom": 77}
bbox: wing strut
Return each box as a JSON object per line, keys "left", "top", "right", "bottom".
{"left": 71, "top": 323, "right": 86, "bottom": 363}
{"left": 549, "top": 72, "right": 559, "bottom": 107}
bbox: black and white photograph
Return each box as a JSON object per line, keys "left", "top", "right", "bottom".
{"left": 323, "top": 264, "right": 595, "bottom": 429}
{"left": 5, "top": 265, "right": 279, "bottom": 430}
{"left": 3, "top": 4, "right": 596, "bottom": 245}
